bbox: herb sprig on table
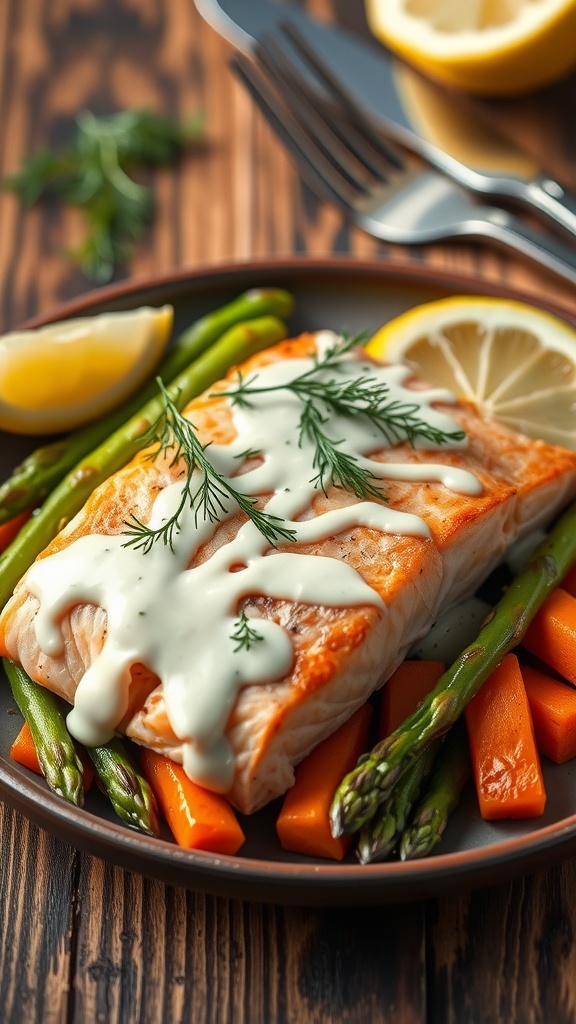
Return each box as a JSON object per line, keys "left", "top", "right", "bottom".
{"left": 3, "top": 108, "right": 203, "bottom": 283}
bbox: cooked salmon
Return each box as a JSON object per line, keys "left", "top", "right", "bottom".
{"left": 2, "top": 333, "right": 576, "bottom": 814}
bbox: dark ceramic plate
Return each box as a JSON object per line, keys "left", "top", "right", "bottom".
{"left": 2, "top": 256, "right": 576, "bottom": 907}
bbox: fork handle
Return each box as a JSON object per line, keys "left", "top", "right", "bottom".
{"left": 519, "top": 177, "right": 576, "bottom": 241}
{"left": 472, "top": 208, "right": 576, "bottom": 287}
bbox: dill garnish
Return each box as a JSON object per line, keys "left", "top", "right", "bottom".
{"left": 224, "top": 334, "right": 465, "bottom": 498}
{"left": 299, "top": 399, "right": 385, "bottom": 500}
{"left": 122, "top": 380, "right": 297, "bottom": 553}
{"left": 123, "top": 336, "right": 466, "bottom": 554}
{"left": 230, "top": 609, "right": 264, "bottom": 651}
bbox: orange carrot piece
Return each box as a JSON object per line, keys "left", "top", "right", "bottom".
{"left": 276, "top": 703, "right": 373, "bottom": 861}
{"left": 464, "top": 653, "right": 546, "bottom": 819}
{"left": 0, "top": 509, "right": 32, "bottom": 554}
{"left": 521, "top": 663, "right": 576, "bottom": 765}
{"left": 138, "top": 748, "right": 245, "bottom": 855}
{"left": 9, "top": 720, "right": 95, "bottom": 789}
{"left": 9, "top": 721, "right": 41, "bottom": 774}
{"left": 522, "top": 587, "right": 576, "bottom": 685}
{"left": 379, "top": 660, "right": 445, "bottom": 737}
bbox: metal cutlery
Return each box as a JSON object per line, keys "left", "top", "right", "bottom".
{"left": 228, "top": 35, "right": 576, "bottom": 287}
{"left": 195, "top": 0, "right": 576, "bottom": 241}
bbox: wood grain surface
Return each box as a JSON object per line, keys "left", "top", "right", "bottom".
{"left": 2, "top": 2, "right": 576, "bottom": 1022}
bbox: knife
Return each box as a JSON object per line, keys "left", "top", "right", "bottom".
{"left": 194, "top": 0, "right": 576, "bottom": 241}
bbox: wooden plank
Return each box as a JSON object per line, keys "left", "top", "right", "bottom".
{"left": 0, "top": 803, "right": 77, "bottom": 1024}
{"left": 70, "top": 857, "right": 426, "bottom": 1024}
{"left": 428, "top": 862, "right": 576, "bottom": 1024}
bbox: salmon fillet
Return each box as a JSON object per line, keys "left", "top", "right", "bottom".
{"left": 2, "top": 333, "right": 576, "bottom": 814}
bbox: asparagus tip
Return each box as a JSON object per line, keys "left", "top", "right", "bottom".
{"left": 400, "top": 824, "right": 440, "bottom": 861}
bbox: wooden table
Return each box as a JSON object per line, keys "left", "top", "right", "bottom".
{"left": 2, "top": 2, "right": 576, "bottom": 1021}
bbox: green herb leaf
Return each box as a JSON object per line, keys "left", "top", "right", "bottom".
{"left": 122, "top": 379, "right": 297, "bottom": 553}
{"left": 230, "top": 609, "right": 264, "bottom": 652}
{"left": 122, "top": 335, "right": 466, "bottom": 556}
{"left": 223, "top": 335, "right": 465, "bottom": 499}
{"left": 3, "top": 107, "right": 203, "bottom": 282}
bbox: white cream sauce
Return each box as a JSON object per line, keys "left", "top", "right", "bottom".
{"left": 26, "top": 332, "right": 482, "bottom": 791}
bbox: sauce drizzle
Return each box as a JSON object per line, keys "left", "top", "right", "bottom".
{"left": 26, "top": 333, "right": 482, "bottom": 791}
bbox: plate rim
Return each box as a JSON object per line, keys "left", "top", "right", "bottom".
{"left": 16, "top": 255, "right": 576, "bottom": 331}
{"left": 3, "top": 253, "right": 576, "bottom": 906}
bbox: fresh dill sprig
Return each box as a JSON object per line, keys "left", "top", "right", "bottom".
{"left": 122, "top": 380, "right": 297, "bottom": 553}
{"left": 223, "top": 335, "right": 465, "bottom": 499}
{"left": 299, "top": 399, "right": 384, "bottom": 500}
{"left": 3, "top": 108, "right": 203, "bottom": 282}
{"left": 230, "top": 609, "right": 264, "bottom": 652}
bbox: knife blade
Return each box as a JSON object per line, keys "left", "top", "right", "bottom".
{"left": 194, "top": 0, "right": 576, "bottom": 240}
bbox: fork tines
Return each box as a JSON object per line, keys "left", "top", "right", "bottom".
{"left": 229, "top": 21, "right": 407, "bottom": 211}
{"left": 278, "top": 20, "right": 403, "bottom": 171}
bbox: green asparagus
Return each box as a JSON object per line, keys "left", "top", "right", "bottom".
{"left": 330, "top": 498, "right": 576, "bottom": 837}
{"left": 355, "top": 742, "right": 439, "bottom": 864}
{"left": 0, "top": 288, "right": 294, "bottom": 524}
{"left": 400, "top": 721, "right": 471, "bottom": 861}
{"left": 5, "top": 657, "right": 160, "bottom": 834}
{"left": 0, "top": 313, "right": 289, "bottom": 611}
{"left": 3, "top": 659, "right": 84, "bottom": 806}
{"left": 87, "top": 737, "right": 160, "bottom": 837}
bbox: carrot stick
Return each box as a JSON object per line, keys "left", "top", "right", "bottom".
{"left": 521, "top": 663, "right": 576, "bottom": 764}
{"left": 9, "top": 720, "right": 94, "bottom": 789}
{"left": 379, "top": 660, "right": 445, "bottom": 737}
{"left": 276, "top": 704, "right": 373, "bottom": 860}
{"left": 464, "top": 653, "right": 546, "bottom": 819}
{"left": 138, "top": 748, "right": 245, "bottom": 855}
{"left": 9, "top": 721, "right": 41, "bottom": 774}
{"left": 0, "top": 509, "right": 32, "bottom": 554}
{"left": 522, "top": 587, "right": 576, "bottom": 685}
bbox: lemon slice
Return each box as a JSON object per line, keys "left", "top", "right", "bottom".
{"left": 365, "top": 0, "right": 576, "bottom": 96}
{"left": 0, "top": 305, "right": 173, "bottom": 435}
{"left": 366, "top": 296, "right": 576, "bottom": 450}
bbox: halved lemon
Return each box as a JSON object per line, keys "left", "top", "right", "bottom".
{"left": 366, "top": 296, "right": 576, "bottom": 450}
{"left": 365, "top": 0, "right": 576, "bottom": 96}
{"left": 0, "top": 304, "right": 173, "bottom": 435}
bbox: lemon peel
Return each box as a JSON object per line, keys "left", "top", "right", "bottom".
{"left": 0, "top": 305, "right": 173, "bottom": 435}
{"left": 365, "top": 0, "right": 576, "bottom": 96}
{"left": 366, "top": 295, "right": 576, "bottom": 450}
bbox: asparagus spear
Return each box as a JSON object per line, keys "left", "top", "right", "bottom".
{"left": 330, "top": 498, "right": 576, "bottom": 837}
{"left": 3, "top": 658, "right": 84, "bottom": 806}
{"left": 355, "top": 742, "right": 439, "bottom": 864}
{"left": 0, "top": 287, "right": 294, "bottom": 524}
{"left": 86, "top": 737, "right": 160, "bottom": 837}
{"left": 400, "top": 721, "right": 471, "bottom": 861}
{"left": 0, "top": 313, "right": 289, "bottom": 610}
{"left": 5, "top": 657, "right": 161, "bottom": 834}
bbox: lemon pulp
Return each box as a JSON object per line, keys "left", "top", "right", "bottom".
{"left": 366, "top": 296, "right": 576, "bottom": 451}
{"left": 0, "top": 304, "right": 173, "bottom": 435}
{"left": 365, "top": 0, "right": 576, "bottom": 96}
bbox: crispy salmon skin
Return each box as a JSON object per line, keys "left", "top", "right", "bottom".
{"left": 2, "top": 333, "right": 576, "bottom": 814}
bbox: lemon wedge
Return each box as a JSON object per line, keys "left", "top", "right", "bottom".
{"left": 365, "top": 0, "right": 576, "bottom": 96}
{"left": 0, "top": 305, "right": 173, "bottom": 435}
{"left": 366, "top": 296, "right": 576, "bottom": 450}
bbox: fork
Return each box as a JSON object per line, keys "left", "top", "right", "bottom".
{"left": 230, "top": 28, "right": 576, "bottom": 287}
